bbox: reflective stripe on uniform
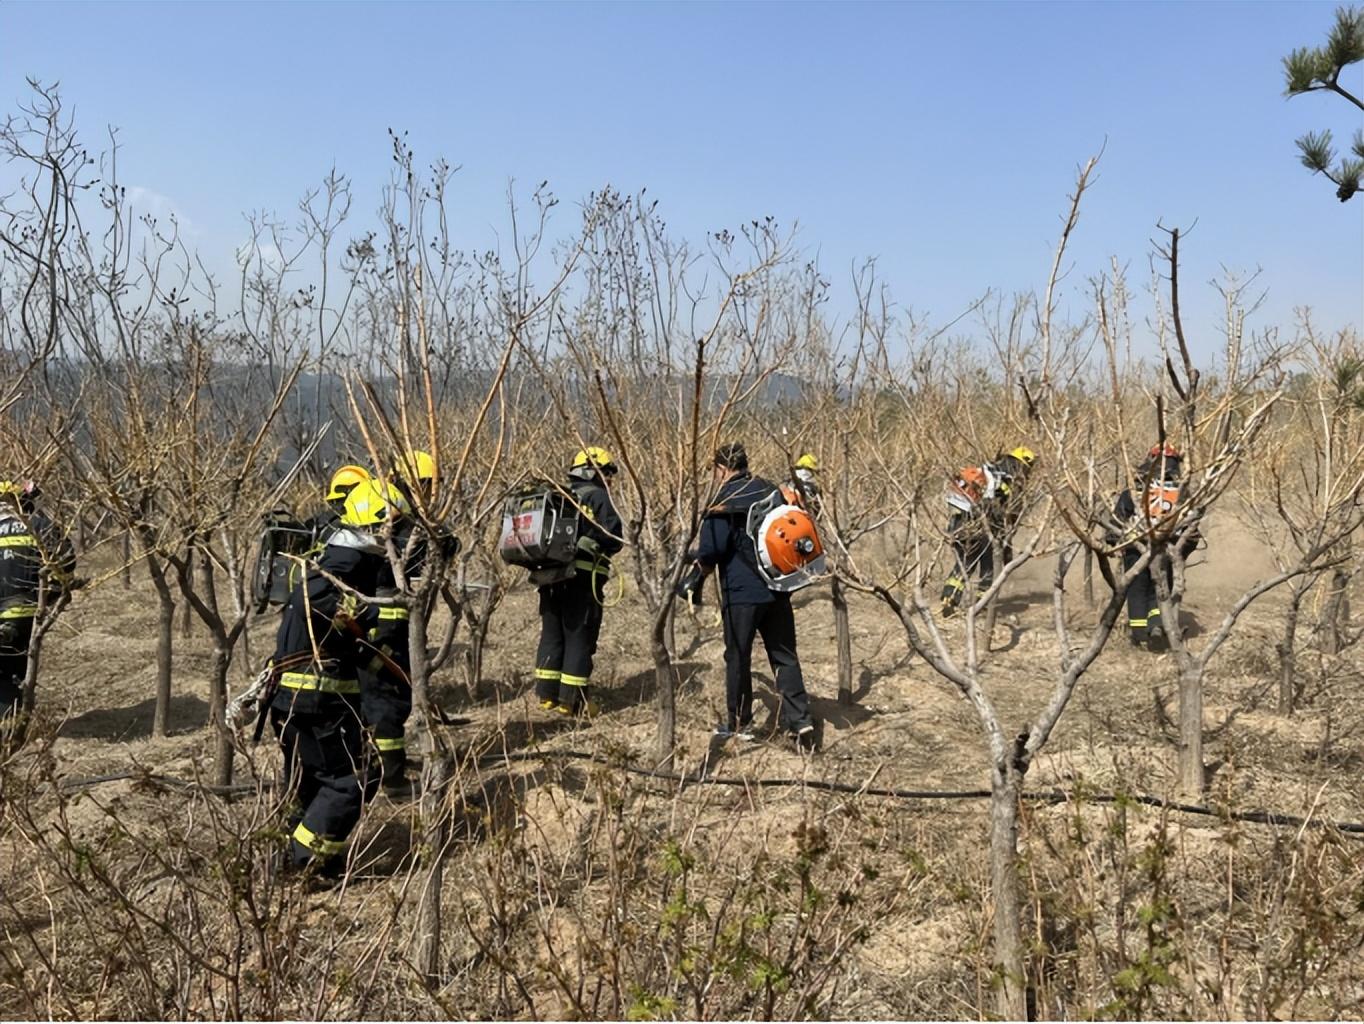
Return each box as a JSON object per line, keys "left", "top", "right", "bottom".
{"left": 278, "top": 671, "right": 361, "bottom": 694}
{"left": 534, "top": 668, "right": 561, "bottom": 681}
{"left": 944, "top": 577, "right": 964, "bottom": 592}
{"left": 378, "top": 607, "right": 409, "bottom": 621}
{"left": 0, "top": 605, "right": 37, "bottom": 619}
{"left": 1148, "top": 608, "right": 1162, "bottom": 619}
{"left": 292, "top": 822, "right": 346, "bottom": 857}
{"left": 560, "top": 673, "right": 589, "bottom": 687}
{"left": 374, "top": 736, "right": 405, "bottom": 752}
{"left": 1129, "top": 618, "right": 1148, "bottom": 628}
{"left": 0, "top": 536, "right": 36, "bottom": 548}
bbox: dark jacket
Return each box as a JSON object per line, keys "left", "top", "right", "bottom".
{"left": 571, "top": 477, "right": 623, "bottom": 570}
{"left": 0, "top": 509, "right": 75, "bottom": 615}
{"left": 270, "top": 528, "right": 384, "bottom": 715}
{"left": 693, "top": 473, "right": 777, "bottom": 606}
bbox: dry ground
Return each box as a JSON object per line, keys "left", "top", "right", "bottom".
{"left": 3, "top": 513, "right": 1362, "bottom": 1018}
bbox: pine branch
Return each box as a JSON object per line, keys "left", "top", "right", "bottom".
{"left": 1297, "top": 129, "right": 1336, "bottom": 173}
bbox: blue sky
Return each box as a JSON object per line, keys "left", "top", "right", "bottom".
{"left": 2, "top": 1, "right": 1361, "bottom": 358}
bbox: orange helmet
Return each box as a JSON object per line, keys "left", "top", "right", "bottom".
{"left": 1148, "top": 442, "right": 1180, "bottom": 459}
{"left": 761, "top": 506, "right": 824, "bottom": 575}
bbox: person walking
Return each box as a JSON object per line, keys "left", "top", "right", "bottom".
{"left": 533, "top": 447, "right": 623, "bottom": 718}
{"left": 0, "top": 480, "right": 74, "bottom": 730}
{"left": 680, "top": 443, "right": 815, "bottom": 745}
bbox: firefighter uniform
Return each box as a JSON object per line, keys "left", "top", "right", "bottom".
{"left": 941, "top": 448, "right": 1035, "bottom": 615}
{"left": 534, "top": 450, "right": 623, "bottom": 716}
{"left": 686, "top": 445, "right": 813, "bottom": 740}
{"left": 1112, "top": 487, "right": 1199, "bottom": 648}
{"left": 269, "top": 480, "right": 403, "bottom": 872}
{"left": 0, "top": 484, "right": 74, "bottom": 723}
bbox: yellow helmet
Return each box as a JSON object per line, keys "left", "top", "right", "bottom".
{"left": 571, "top": 446, "right": 616, "bottom": 474}
{"left": 341, "top": 479, "right": 410, "bottom": 528}
{"left": 326, "top": 464, "right": 371, "bottom": 503}
{"left": 1010, "top": 446, "right": 1037, "bottom": 466}
{"left": 396, "top": 449, "right": 437, "bottom": 484}
{"left": 794, "top": 453, "right": 818, "bottom": 471}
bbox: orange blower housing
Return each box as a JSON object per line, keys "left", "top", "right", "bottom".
{"left": 746, "top": 489, "right": 828, "bottom": 592}
{"left": 762, "top": 506, "right": 824, "bottom": 574}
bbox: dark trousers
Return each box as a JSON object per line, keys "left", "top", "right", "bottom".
{"left": 721, "top": 596, "right": 810, "bottom": 732}
{"left": 535, "top": 572, "right": 604, "bottom": 707}
{"left": 941, "top": 516, "right": 995, "bottom": 609}
{"left": 361, "top": 675, "right": 412, "bottom": 780}
{"left": 360, "top": 628, "right": 412, "bottom": 780}
{"left": 0, "top": 617, "right": 34, "bottom": 721}
{"left": 1123, "top": 547, "right": 1174, "bottom": 638}
{"left": 271, "top": 702, "right": 376, "bottom": 867}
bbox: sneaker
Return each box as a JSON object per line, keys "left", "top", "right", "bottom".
{"left": 791, "top": 720, "right": 816, "bottom": 747}
{"left": 1147, "top": 624, "right": 1168, "bottom": 651}
{"left": 713, "top": 721, "right": 755, "bottom": 741}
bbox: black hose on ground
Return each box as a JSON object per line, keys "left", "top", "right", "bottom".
{"left": 50, "top": 748, "right": 1364, "bottom": 837}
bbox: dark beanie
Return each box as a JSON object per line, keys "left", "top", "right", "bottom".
{"left": 714, "top": 442, "right": 748, "bottom": 471}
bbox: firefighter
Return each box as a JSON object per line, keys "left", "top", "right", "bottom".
{"left": 679, "top": 443, "right": 815, "bottom": 744}
{"left": 533, "top": 447, "right": 623, "bottom": 718}
{"left": 0, "top": 481, "right": 75, "bottom": 728}
{"left": 268, "top": 478, "right": 406, "bottom": 876}
{"left": 940, "top": 446, "right": 1036, "bottom": 616}
{"left": 1112, "top": 443, "right": 1199, "bottom": 651}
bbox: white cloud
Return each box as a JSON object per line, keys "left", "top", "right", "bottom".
{"left": 125, "top": 184, "right": 198, "bottom": 238}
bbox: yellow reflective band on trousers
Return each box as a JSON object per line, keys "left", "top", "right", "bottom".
{"left": 1148, "top": 608, "right": 1162, "bottom": 618}
{"left": 0, "top": 605, "right": 37, "bottom": 619}
{"left": 944, "top": 577, "right": 965, "bottom": 591}
{"left": 560, "top": 673, "right": 589, "bottom": 687}
{"left": 374, "top": 736, "right": 405, "bottom": 752}
{"left": 378, "top": 607, "right": 409, "bottom": 621}
{"left": 1129, "top": 618, "right": 1148, "bottom": 627}
{"left": 0, "top": 536, "right": 36, "bottom": 548}
{"left": 534, "top": 668, "right": 561, "bottom": 681}
{"left": 278, "top": 671, "right": 361, "bottom": 694}
{"left": 292, "top": 822, "right": 346, "bottom": 857}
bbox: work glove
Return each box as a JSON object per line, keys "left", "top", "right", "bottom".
{"left": 676, "top": 565, "right": 705, "bottom": 609}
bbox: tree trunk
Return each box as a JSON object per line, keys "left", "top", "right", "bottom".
{"left": 653, "top": 622, "right": 676, "bottom": 771}
{"left": 665, "top": 601, "right": 678, "bottom": 662}
{"left": 463, "top": 629, "right": 485, "bottom": 699}
{"left": 1083, "top": 545, "right": 1095, "bottom": 606}
{"left": 1177, "top": 665, "right": 1204, "bottom": 797}
{"left": 210, "top": 647, "right": 235, "bottom": 786}
{"left": 410, "top": 593, "right": 450, "bottom": 981}
{"left": 832, "top": 576, "right": 853, "bottom": 705}
{"left": 989, "top": 767, "right": 1029, "bottom": 1020}
{"left": 1318, "top": 567, "right": 1350, "bottom": 656}
{"left": 1276, "top": 586, "right": 1302, "bottom": 715}
{"left": 121, "top": 531, "right": 133, "bottom": 589}
{"left": 148, "top": 561, "right": 175, "bottom": 738}
{"left": 177, "top": 558, "right": 194, "bottom": 639}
